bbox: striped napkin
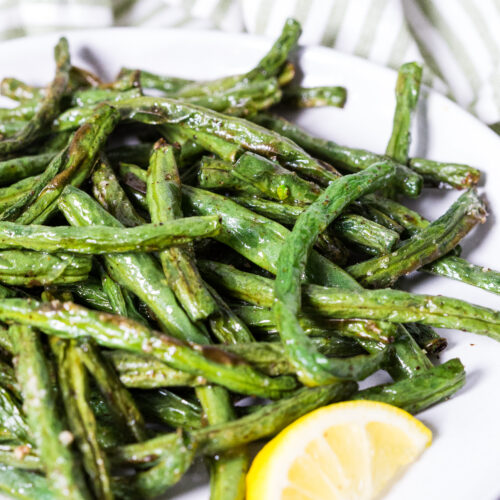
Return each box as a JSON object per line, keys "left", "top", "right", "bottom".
{"left": 1, "top": 0, "right": 500, "bottom": 126}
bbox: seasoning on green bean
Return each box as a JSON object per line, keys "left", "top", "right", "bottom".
{"left": 282, "top": 85, "right": 347, "bottom": 108}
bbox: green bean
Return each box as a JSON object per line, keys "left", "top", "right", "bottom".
{"left": 59, "top": 185, "right": 209, "bottom": 344}
{"left": 307, "top": 288, "right": 500, "bottom": 338}
{"left": 224, "top": 194, "right": 301, "bottom": 226}
{"left": 99, "top": 266, "right": 127, "bottom": 316}
{"left": 0, "top": 464, "right": 56, "bottom": 499}
{"left": 252, "top": 113, "right": 422, "bottom": 197}
{"left": 0, "top": 152, "right": 55, "bottom": 186}
{"left": 0, "top": 327, "right": 14, "bottom": 356}
{"left": 107, "top": 165, "right": 158, "bottom": 209}
{"left": 88, "top": 392, "right": 126, "bottom": 450}
{"left": 126, "top": 432, "right": 197, "bottom": 499}
{"left": 60, "top": 281, "right": 114, "bottom": 313}
{"left": 222, "top": 152, "right": 322, "bottom": 204}
{"left": 0, "top": 147, "right": 67, "bottom": 221}
{"left": 282, "top": 86, "right": 347, "bottom": 108}
{"left": 204, "top": 283, "right": 255, "bottom": 344}
{"left": 112, "top": 382, "right": 357, "bottom": 466}
{"left": 72, "top": 87, "right": 141, "bottom": 106}
{"left": 222, "top": 339, "right": 365, "bottom": 376}
{"left": 405, "top": 322, "right": 447, "bottom": 355}
{"left": 77, "top": 340, "right": 148, "bottom": 442}
{"left": 0, "top": 443, "right": 41, "bottom": 471}
{"left": 197, "top": 156, "right": 263, "bottom": 195}
{"left": 148, "top": 142, "right": 252, "bottom": 495}
{"left": 98, "top": 269, "right": 148, "bottom": 325}
{"left": 277, "top": 60, "right": 296, "bottom": 86}
{"left": 0, "top": 100, "right": 41, "bottom": 122}
{"left": 0, "top": 218, "right": 220, "bottom": 254}
{"left": 0, "top": 299, "right": 297, "bottom": 399}
{"left": 362, "top": 193, "right": 429, "bottom": 234}
{"left": 186, "top": 78, "right": 282, "bottom": 116}
{"left": 423, "top": 256, "right": 500, "bottom": 295}
{"left": 181, "top": 186, "right": 360, "bottom": 290}
{"left": 0, "top": 386, "right": 30, "bottom": 442}
{"left": 1, "top": 66, "right": 99, "bottom": 102}
{"left": 231, "top": 304, "right": 377, "bottom": 346}
{"left": 333, "top": 214, "right": 399, "bottom": 255}
{"left": 17, "top": 104, "right": 120, "bottom": 225}
{"left": 0, "top": 120, "right": 24, "bottom": 138}
{"left": 386, "top": 62, "right": 422, "bottom": 164}
{"left": 0, "top": 175, "right": 40, "bottom": 213}
{"left": 0, "top": 250, "right": 91, "bottom": 286}
{"left": 0, "top": 38, "right": 70, "bottom": 155}
{"left": 199, "top": 259, "right": 500, "bottom": 338}
{"left": 353, "top": 358, "right": 465, "bottom": 414}
{"left": 0, "top": 358, "right": 20, "bottom": 398}
{"left": 199, "top": 260, "right": 391, "bottom": 343}
{"left": 11, "top": 324, "right": 92, "bottom": 500}
{"left": 104, "top": 350, "right": 204, "bottom": 389}
{"left": 198, "top": 156, "right": 397, "bottom": 256}
{"left": 118, "top": 68, "right": 193, "bottom": 93}
{"left": 175, "top": 18, "right": 301, "bottom": 98}
{"left": 348, "top": 189, "right": 487, "bottom": 287}
{"left": 50, "top": 338, "right": 113, "bottom": 500}
{"left": 352, "top": 201, "right": 405, "bottom": 234}
{"left": 135, "top": 389, "right": 202, "bottom": 429}
{"left": 362, "top": 194, "right": 500, "bottom": 294}
{"left": 1, "top": 77, "right": 44, "bottom": 101}
{"left": 409, "top": 157, "right": 481, "bottom": 189}
{"left": 196, "top": 385, "right": 248, "bottom": 500}
{"left": 106, "top": 337, "right": 362, "bottom": 381}
{"left": 161, "top": 124, "right": 243, "bottom": 163}
{"left": 0, "top": 88, "right": 138, "bottom": 125}
{"left": 147, "top": 139, "right": 218, "bottom": 322}
{"left": 113, "top": 97, "right": 342, "bottom": 185}
{"left": 273, "top": 164, "right": 396, "bottom": 385}
{"left": 107, "top": 143, "right": 153, "bottom": 168}
{"left": 228, "top": 195, "right": 348, "bottom": 263}
{"left": 93, "top": 160, "right": 145, "bottom": 227}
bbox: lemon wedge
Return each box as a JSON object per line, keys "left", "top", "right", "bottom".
{"left": 246, "top": 400, "right": 431, "bottom": 500}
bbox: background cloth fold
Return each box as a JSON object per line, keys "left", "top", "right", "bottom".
{"left": 1, "top": 0, "right": 500, "bottom": 126}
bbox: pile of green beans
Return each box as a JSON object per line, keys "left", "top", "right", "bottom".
{"left": 0, "top": 17, "right": 497, "bottom": 500}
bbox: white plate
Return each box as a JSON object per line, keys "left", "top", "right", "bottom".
{"left": 1, "top": 28, "right": 499, "bottom": 500}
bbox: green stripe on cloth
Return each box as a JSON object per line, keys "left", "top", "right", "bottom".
{"left": 387, "top": 24, "right": 414, "bottom": 69}
{"left": 213, "top": 0, "right": 234, "bottom": 27}
{"left": 354, "top": 0, "right": 389, "bottom": 58}
{"left": 254, "top": 0, "right": 276, "bottom": 35}
{"left": 417, "top": 0, "right": 482, "bottom": 92}
{"left": 320, "top": 0, "right": 350, "bottom": 47}
{"left": 293, "top": 0, "right": 313, "bottom": 23}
